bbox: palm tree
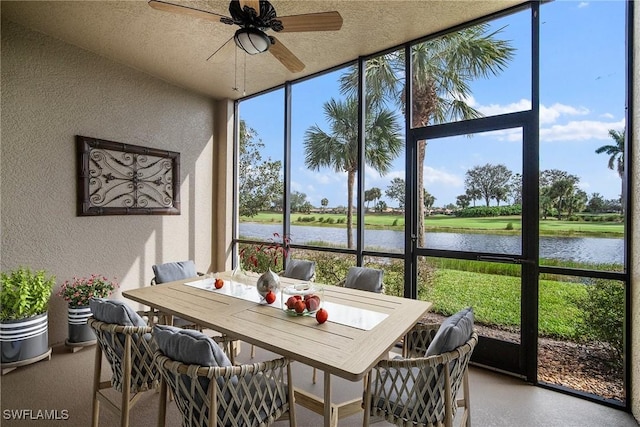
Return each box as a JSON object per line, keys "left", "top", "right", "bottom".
{"left": 595, "top": 129, "right": 625, "bottom": 179}
{"left": 340, "top": 23, "right": 514, "bottom": 246}
{"left": 595, "top": 128, "right": 625, "bottom": 213}
{"left": 304, "top": 98, "right": 402, "bottom": 248}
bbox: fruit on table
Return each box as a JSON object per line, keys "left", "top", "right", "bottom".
{"left": 265, "top": 291, "right": 276, "bottom": 304}
{"left": 286, "top": 295, "right": 302, "bottom": 309}
{"left": 214, "top": 278, "right": 224, "bottom": 289}
{"left": 294, "top": 300, "right": 306, "bottom": 314}
{"left": 316, "top": 308, "right": 328, "bottom": 324}
{"left": 305, "top": 295, "right": 320, "bottom": 312}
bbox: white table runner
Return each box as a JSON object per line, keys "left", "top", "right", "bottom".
{"left": 184, "top": 277, "right": 388, "bottom": 331}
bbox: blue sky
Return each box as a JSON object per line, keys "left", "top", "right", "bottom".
{"left": 239, "top": 1, "right": 626, "bottom": 209}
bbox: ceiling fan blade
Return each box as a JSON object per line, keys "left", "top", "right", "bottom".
{"left": 148, "top": 0, "right": 228, "bottom": 24}
{"left": 277, "top": 11, "right": 343, "bottom": 32}
{"left": 269, "top": 37, "right": 305, "bottom": 73}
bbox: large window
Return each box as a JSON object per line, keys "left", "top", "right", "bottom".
{"left": 234, "top": 0, "right": 630, "bottom": 407}
{"left": 538, "top": 0, "right": 627, "bottom": 404}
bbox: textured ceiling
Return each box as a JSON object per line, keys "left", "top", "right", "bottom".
{"left": 2, "top": 0, "right": 525, "bottom": 100}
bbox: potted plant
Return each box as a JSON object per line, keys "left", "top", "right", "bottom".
{"left": 239, "top": 233, "right": 290, "bottom": 298}
{"left": 57, "top": 274, "right": 118, "bottom": 345}
{"left": 0, "top": 267, "right": 55, "bottom": 368}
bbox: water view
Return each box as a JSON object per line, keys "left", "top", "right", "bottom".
{"left": 239, "top": 223, "right": 623, "bottom": 265}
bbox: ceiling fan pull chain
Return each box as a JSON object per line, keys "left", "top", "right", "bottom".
{"left": 243, "top": 53, "right": 247, "bottom": 96}
{"left": 233, "top": 47, "right": 239, "bottom": 92}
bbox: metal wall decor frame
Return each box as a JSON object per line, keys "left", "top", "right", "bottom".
{"left": 76, "top": 135, "right": 180, "bottom": 216}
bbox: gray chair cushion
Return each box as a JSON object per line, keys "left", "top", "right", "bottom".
{"left": 153, "top": 324, "right": 232, "bottom": 368}
{"left": 89, "top": 298, "right": 147, "bottom": 327}
{"left": 152, "top": 260, "right": 198, "bottom": 284}
{"left": 153, "top": 325, "right": 237, "bottom": 410}
{"left": 344, "top": 266, "right": 384, "bottom": 293}
{"left": 425, "top": 307, "right": 474, "bottom": 357}
{"left": 282, "top": 259, "right": 316, "bottom": 281}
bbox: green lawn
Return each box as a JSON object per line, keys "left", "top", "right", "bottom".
{"left": 241, "top": 212, "right": 624, "bottom": 237}
{"left": 420, "top": 269, "right": 587, "bottom": 339}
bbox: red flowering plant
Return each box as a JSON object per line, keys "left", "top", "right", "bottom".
{"left": 57, "top": 274, "right": 119, "bottom": 308}
{"left": 239, "top": 233, "right": 291, "bottom": 274}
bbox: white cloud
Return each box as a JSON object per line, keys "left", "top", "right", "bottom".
{"left": 477, "top": 99, "right": 531, "bottom": 116}
{"left": 475, "top": 99, "right": 589, "bottom": 125}
{"left": 540, "top": 103, "right": 589, "bottom": 124}
{"left": 541, "top": 118, "right": 625, "bottom": 142}
{"left": 578, "top": 2, "right": 589, "bottom": 8}
{"left": 423, "top": 166, "right": 463, "bottom": 187}
{"left": 600, "top": 112, "right": 614, "bottom": 119}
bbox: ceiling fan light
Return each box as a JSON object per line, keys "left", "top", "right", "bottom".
{"left": 234, "top": 28, "right": 270, "bottom": 55}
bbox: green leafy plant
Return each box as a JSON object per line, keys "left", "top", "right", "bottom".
{"left": 57, "top": 274, "right": 119, "bottom": 308}
{"left": 574, "top": 279, "right": 624, "bottom": 365}
{"left": 0, "top": 267, "right": 56, "bottom": 321}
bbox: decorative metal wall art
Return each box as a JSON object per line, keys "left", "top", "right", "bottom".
{"left": 76, "top": 136, "right": 180, "bottom": 216}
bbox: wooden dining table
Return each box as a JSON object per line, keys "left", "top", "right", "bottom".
{"left": 123, "top": 271, "right": 432, "bottom": 427}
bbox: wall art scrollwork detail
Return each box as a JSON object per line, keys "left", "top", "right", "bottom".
{"left": 77, "top": 136, "right": 180, "bottom": 216}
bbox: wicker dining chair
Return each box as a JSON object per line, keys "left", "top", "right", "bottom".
{"left": 153, "top": 325, "right": 296, "bottom": 427}
{"left": 144, "top": 260, "right": 203, "bottom": 329}
{"left": 363, "top": 312, "right": 478, "bottom": 427}
{"left": 88, "top": 298, "right": 160, "bottom": 427}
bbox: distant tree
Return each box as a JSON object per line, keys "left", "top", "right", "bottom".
{"left": 290, "top": 191, "right": 309, "bottom": 213}
{"left": 539, "top": 188, "right": 554, "bottom": 220}
{"left": 566, "top": 189, "right": 588, "bottom": 218}
{"left": 493, "top": 186, "right": 508, "bottom": 207}
{"left": 464, "top": 163, "right": 512, "bottom": 207}
{"left": 299, "top": 201, "right": 313, "bottom": 214}
{"left": 321, "top": 198, "right": 329, "bottom": 211}
{"left": 509, "top": 173, "right": 522, "bottom": 205}
{"left": 385, "top": 177, "right": 406, "bottom": 209}
{"left": 423, "top": 189, "right": 436, "bottom": 210}
{"left": 604, "top": 198, "right": 622, "bottom": 213}
{"left": 456, "top": 194, "right": 471, "bottom": 209}
{"left": 595, "top": 129, "right": 625, "bottom": 179}
{"left": 595, "top": 128, "right": 625, "bottom": 213}
{"left": 304, "top": 97, "right": 402, "bottom": 248}
{"left": 540, "top": 169, "right": 581, "bottom": 220}
{"left": 238, "top": 120, "right": 282, "bottom": 217}
{"left": 465, "top": 188, "right": 481, "bottom": 207}
{"left": 375, "top": 200, "right": 388, "bottom": 213}
{"left": 586, "top": 193, "right": 605, "bottom": 213}
{"left": 364, "top": 187, "right": 382, "bottom": 210}
{"left": 444, "top": 203, "right": 457, "bottom": 211}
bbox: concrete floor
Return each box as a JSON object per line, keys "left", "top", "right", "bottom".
{"left": 1, "top": 341, "right": 637, "bottom": 427}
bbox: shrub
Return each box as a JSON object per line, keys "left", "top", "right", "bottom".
{"left": 0, "top": 267, "right": 55, "bottom": 320}
{"left": 505, "top": 222, "right": 514, "bottom": 230}
{"left": 574, "top": 279, "right": 624, "bottom": 365}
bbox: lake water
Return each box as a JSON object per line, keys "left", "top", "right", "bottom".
{"left": 239, "top": 222, "right": 624, "bottom": 265}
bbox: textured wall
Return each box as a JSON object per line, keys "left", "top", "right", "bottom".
{"left": 632, "top": 2, "right": 640, "bottom": 421}
{"left": 1, "top": 19, "right": 217, "bottom": 346}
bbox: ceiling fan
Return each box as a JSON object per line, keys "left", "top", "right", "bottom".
{"left": 148, "top": 0, "right": 343, "bottom": 73}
